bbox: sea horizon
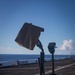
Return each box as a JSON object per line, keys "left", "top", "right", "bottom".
{"left": 0, "top": 54, "right": 75, "bottom": 62}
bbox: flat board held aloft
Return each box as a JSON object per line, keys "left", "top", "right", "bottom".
{"left": 15, "top": 22, "right": 44, "bottom": 50}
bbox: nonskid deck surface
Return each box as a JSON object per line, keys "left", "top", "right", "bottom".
{"left": 0, "top": 58, "right": 75, "bottom": 75}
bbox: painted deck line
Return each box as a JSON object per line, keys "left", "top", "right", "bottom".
{"left": 35, "top": 63, "right": 75, "bottom": 75}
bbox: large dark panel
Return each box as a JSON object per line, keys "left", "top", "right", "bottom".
{"left": 15, "top": 22, "right": 44, "bottom": 50}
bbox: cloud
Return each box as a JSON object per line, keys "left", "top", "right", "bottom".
{"left": 0, "top": 46, "right": 40, "bottom": 54}
{"left": 0, "top": 47, "right": 19, "bottom": 54}
{"left": 58, "top": 39, "right": 75, "bottom": 50}
{"left": 0, "top": 47, "right": 17, "bottom": 51}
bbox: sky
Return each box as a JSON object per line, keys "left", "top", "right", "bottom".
{"left": 0, "top": 0, "right": 75, "bottom": 55}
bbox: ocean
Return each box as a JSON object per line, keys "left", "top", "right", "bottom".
{"left": 0, "top": 54, "right": 75, "bottom": 62}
